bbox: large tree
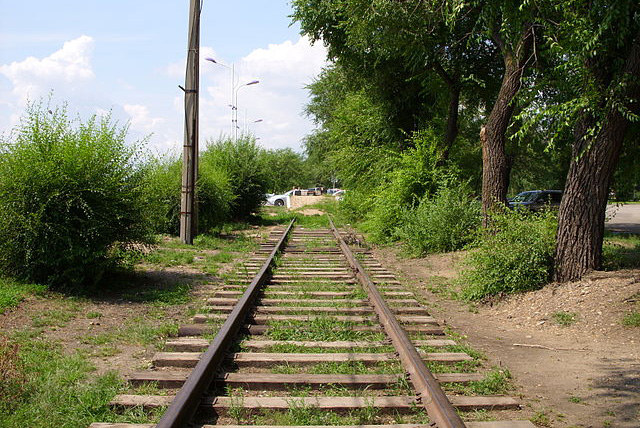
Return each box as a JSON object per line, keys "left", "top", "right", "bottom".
{"left": 293, "top": 1, "right": 544, "bottom": 222}
{"left": 292, "top": 0, "right": 499, "bottom": 156}
{"left": 549, "top": 1, "right": 640, "bottom": 281}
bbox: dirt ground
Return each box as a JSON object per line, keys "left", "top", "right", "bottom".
{"left": 374, "top": 247, "right": 640, "bottom": 428}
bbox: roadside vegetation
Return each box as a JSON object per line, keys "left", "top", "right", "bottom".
{"left": 292, "top": 0, "right": 640, "bottom": 290}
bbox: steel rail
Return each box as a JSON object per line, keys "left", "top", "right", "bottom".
{"left": 328, "top": 216, "right": 466, "bottom": 428}
{"left": 156, "top": 219, "right": 295, "bottom": 428}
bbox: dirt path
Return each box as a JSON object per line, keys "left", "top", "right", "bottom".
{"left": 374, "top": 248, "right": 640, "bottom": 428}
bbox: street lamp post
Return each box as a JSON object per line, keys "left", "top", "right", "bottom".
{"left": 205, "top": 58, "right": 259, "bottom": 141}
{"left": 234, "top": 80, "right": 259, "bottom": 141}
{"left": 205, "top": 57, "right": 237, "bottom": 136}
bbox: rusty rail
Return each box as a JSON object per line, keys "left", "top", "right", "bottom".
{"left": 328, "top": 216, "right": 466, "bottom": 428}
{"left": 155, "top": 219, "right": 295, "bottom": 428}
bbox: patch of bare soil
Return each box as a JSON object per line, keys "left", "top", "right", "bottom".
{"left": 374, "top": 246, "right": 640, "bottom": 428}
{"left": 297, "top": 208, "right": 326, "bottom": 216}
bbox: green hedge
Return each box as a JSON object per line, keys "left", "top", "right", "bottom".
{"left": 0, "top": 101, "right": 153, "bottom": 287}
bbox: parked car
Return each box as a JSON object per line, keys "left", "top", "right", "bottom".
{"left": 266, "top": 190, "right": 294, "bottom": 206}
{"left": 508, "top": 190, "right": 563, "bottom": 211}
{"left": 333, "top": 189, "right": 346, "bottom": 201}
{"left": 305, "top": 187, "right": 324, "bottom": 195}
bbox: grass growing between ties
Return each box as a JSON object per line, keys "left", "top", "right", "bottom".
{"left": 265, "top": 343, "right": 395, "bottom": 354}
{"left": 443, "top": 368, "right": 513, "bottom": 395}
{"left": 267, "top": 317, "right": 384, "bottom": 342}
{"left": 0, "top": 333, "right": 162, "bottom": 427}
{"left": 270, "top": 360, "right": 404, "bottom": 375}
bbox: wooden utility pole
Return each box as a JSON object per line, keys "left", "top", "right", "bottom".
{"left": 180, "top": 0, "right": 200, "bottom": 244}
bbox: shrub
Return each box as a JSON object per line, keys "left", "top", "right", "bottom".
{"left": 197, "top": 159, "right": 234, "bottom": 233}
{"left": 461, "top": 209, "right": 557, "bottom": 300}
{"left": 0, "top": 101, "right": 153, "bottom": 287}
{"left": 200, "top": 136, "right": 266, "bottom": 219}
{"left": 396, "top": 184, "right": 481, "bottom": 256}
{"left": 362, "top": 130, "right": 459, "bottom": 243}
{"left": 142, "top": 156, "right": 182, "bottom": 235}
{"left": 142, "top": 153, "right": 234, "bottom": 236}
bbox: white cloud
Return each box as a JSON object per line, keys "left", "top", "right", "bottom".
{"left": 199, "top": 36, "right": 328, "bottom": 150}
{"left": 123, "top": 104, "right": 165, "bottom": 133}
{"left": 0, "top": 35, "right": 95, "bottom": 106}
{"left": 0, "top": 35, "right": 327, "bottom": 154}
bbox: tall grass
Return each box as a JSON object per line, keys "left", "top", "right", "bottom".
{"left": 0, "top": 100, "right": 153, "bottom": 287}
{"left": 0, "top": 333, "right": 160, "bottom": 426}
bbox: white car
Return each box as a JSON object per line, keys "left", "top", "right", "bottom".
{"left": 266, "top": 190, "right": 294, "bottom": 206}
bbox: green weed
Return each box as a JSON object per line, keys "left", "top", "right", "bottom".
{"left": 0, "top": 333, "right": 161, "bottom": 426}
{"left": 0, "top": 278, "right": 47, "bottom": 314}
{"left": 622, "top": 311, "right": 640, "bottom": 327}
{"left": 552, "top": 311, "right": 579, "bottom": 327}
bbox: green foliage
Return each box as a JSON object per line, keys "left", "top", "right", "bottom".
{"left": 197, "top": 158, "right": 234, "bottom": 233}
{"left": 396, "top": 183, "right": 481, "bottom": 255}
{"left": 0, "top": 100, "right": 153, "bottom": 287}
{"left": 363, "top": 130, "right": 459, "bottom": 242}
{"left": 0, "top": 334, "right": 161, "bottom": 426}
{"left": 552, "top": 311, "right": 579, "bottom": 327}
{"left": 0, "top": 278, "right": 47, "bottom": 314}
{"left": 142, "top": 155, "right": 182, "bottom": 235}
{"left": 461, "top": 210, "right": 557, "bottom": 300}
{"left": 200, "top": 136, "right": 267, "bottom": 220}
{"left": 261, "top": 148, "right": 311, "bottom": 193}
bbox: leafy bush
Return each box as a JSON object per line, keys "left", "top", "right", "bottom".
{"left": 261, "top": 148, "right": 311, "bottom": 193}
{"left": 143, "top": 153, "right": 234, "bottom": 235}
{"left": 363, "top": 130, "right": 459, "bottom": 243}
{"left": 461, "top": 209, "right": 557, "bottom": 300}
{"left": 396, "top": 184, "right": 481, "bottom": 256}
{"left": 143, "top": 156, "right": 182, "bottom": 235}
{"left": 198, "top": 158, "right": 234, "bottom": 233}
{"left": 0, "top": 101, "right": 153, "bottom": 287}
{"left": 200, "top": 136, "right": 266, "bottom": 220}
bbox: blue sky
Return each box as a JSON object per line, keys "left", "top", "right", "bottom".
{"left": 0, "top": 1, "right": 328, "bottom": 153}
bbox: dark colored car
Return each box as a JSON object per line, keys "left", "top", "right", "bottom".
{"left": 508, "top": 190, "right": 563, "bottom": 211}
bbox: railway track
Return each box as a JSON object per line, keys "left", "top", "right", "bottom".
{"left": 90, "top": 217, "right": 535, "bottom": 428}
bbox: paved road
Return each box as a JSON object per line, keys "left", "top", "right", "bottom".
{"left": 605, "top": 203, "right": 640, "bottom": 234}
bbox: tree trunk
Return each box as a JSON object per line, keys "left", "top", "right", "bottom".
{"left": 481, "top": 26, "right": 533, "bottom": 226}
{"left": 433, "top": 63, "right": 460, "bottom": 162}
{"left": 441, "top": 85, "right": 460, "bottom": 161}
{"left": 554, "top": 33, "right": 640, "bottom": 282}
